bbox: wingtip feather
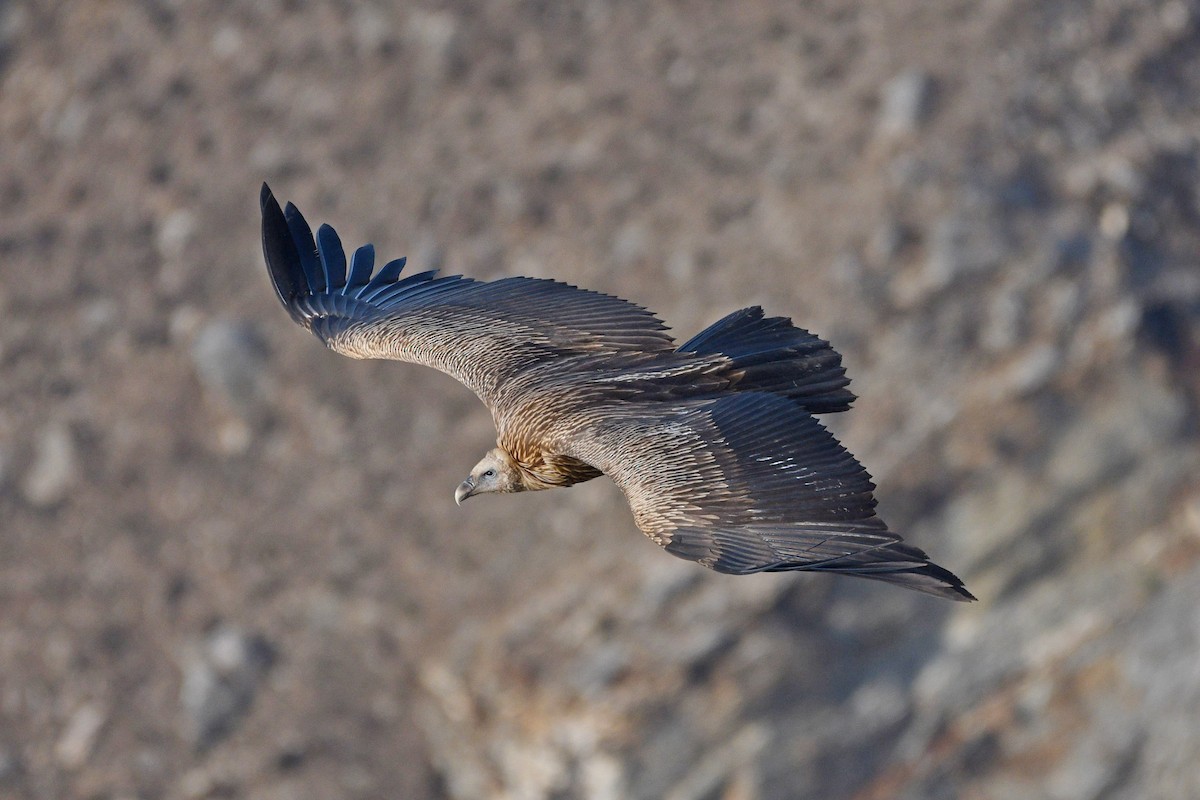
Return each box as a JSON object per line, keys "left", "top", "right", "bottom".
{"left": 283, "top": 201, "right": 325, "bottom": 293}
{"left": 260, "top": 188, "right": 429, "bottom": 335}
{"left": 260, "top": 184, "right": 309, "bottom": 322}
{"left": 316, "top": 223, "right": 348, "bottom": 291}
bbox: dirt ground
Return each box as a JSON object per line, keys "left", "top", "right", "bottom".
{"left": 2, "top": 1, "right": 1200, "bottom": 798}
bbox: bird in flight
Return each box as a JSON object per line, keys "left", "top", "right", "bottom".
{"left": 259, "top": 184, "right": 974, "bottom": 601}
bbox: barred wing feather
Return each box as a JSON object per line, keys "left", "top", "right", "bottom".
{"left": 260, "top": 184, "right": 676, "bottom": 407}
{"left": 573, "top": 392, "right": 975, "bottom": 601}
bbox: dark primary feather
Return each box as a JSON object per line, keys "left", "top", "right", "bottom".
{"left": 260, "top": 185, "right": 974, "bottom": 602}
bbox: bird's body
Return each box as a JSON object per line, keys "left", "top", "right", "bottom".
{"left": 260, "top": 184, "right": 974, "bottom": 601}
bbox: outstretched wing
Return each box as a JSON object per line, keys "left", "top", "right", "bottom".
{"left": 570, "top": 392, "right": 974, "bottom": 601}
{"left": 260, "top": 184, "right": 676, "bottom": 407}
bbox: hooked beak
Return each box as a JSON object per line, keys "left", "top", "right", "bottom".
{"left": 454, "top": 478, "right": 476, "bottom": 506}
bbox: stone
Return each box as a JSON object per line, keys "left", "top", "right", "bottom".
{"left": 0, "top": 747, "right": 20, "bottom": 783}
{"left": 189, "top": 319, "right": 272, "bottom": 426}
{"left": 22, "top": 423, "right": 78, "bottom": 509}
{"left": 180, "top": 627, "right": 275, "bottom": 750}
{"left": 878, "top": 70, "right": 935, "bottom": 138}
{"left": 1120, "top": 564, "right": 1200, "bottom": 798}
{"left": 350, "top": 6, "right": 394, "bottom": 54}
{"left": 156, "top": 209, "right": 196, "bottom": 261}
{"left": 55, "top": 702, "right": 106, "bottom": 769}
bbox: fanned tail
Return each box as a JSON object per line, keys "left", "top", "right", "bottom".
{"left": 678, "top": 307, "right": 856, "bottom": 414}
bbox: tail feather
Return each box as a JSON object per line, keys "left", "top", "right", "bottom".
{"left": 679, "top": 306, "right": 856, "bottom": 414}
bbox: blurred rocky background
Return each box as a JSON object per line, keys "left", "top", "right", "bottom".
{"left": 2, "top": 1, "right": 1199, "bottom": 798}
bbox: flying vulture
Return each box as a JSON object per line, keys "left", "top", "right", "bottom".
{"left": 259, "top": 184, "right": 974, "bottom": 601}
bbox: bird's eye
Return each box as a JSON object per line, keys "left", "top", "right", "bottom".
{"left": 483, "top": 469, "right": 496, "bottom": 478}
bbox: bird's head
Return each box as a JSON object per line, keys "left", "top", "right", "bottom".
{"left": 455, "top": 448, "right": 525, "bottom": 504}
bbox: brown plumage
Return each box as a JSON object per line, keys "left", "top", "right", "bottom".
{"left": 260, "top": 184, "right": 975, "bottom": 601}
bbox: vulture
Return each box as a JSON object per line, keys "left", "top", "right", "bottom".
{"left": 259, "top": 184, "right": 974, "bottom": 601}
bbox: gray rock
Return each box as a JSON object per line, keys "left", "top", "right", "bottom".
{"left": 666, "top": 248, "right": 697, "bottom": 285}
{"left": 156, "top": 209, "right": 196, "bottom": 262}
{"left": 0, "top": 3, "right": 29, "bottom": 42}
{"left": 0, "top": 445, "right": 10, "bottom": 495}
{"left": 925, "top": 211, "right": 1000, "bottom": 292}
{"left": 662, "top": 724, "right": 767, "bottom": 800}
{"left": 406, "top": 9, "right": 459, "bottom": 85}
{"left": 981, "top": 285, "right": 1027, "bottom": 353}
{"left": 990, "top": 343, "right": 1061, "bottom": 399}
{"left": 180, "top": 626, "right": 275, "bottom": 750}
{"left": 1120, "top": 564, "right": 1200, "bottom": 798}
{"left": 612, "top": 223, "right": 649, "bottom": 268}
{"left": 54, "top": 702, "right": 106, "bottom": 769}
{"left": 1046, "top": 708, "right": 1142, "bottom": 800}
{"left": 189, "top": 319, "right": 272, "bottom": 425}
{"left": 79, "top": 297, "right": 119, "bottom": 338}
{"left": 868, "top": 220, "right": 907, "bottom": 263}
{"left": 878, "top": 70, "right": 935, "bottom": 138}
{"left": 1046, "top": 368, "right": 1186, "bottom": 493}
{"left": 350, "top": 6, "right": 395, "bottom": 54}
{"left": 0, "top": 747, "right": 21, "bottom": 784}
{"left": 21, "top": 423, "right": 78, "bottom": 508}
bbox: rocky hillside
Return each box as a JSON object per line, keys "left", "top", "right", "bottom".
{"left": 1, "top": 1, "right": 1198, "bottom": 798}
